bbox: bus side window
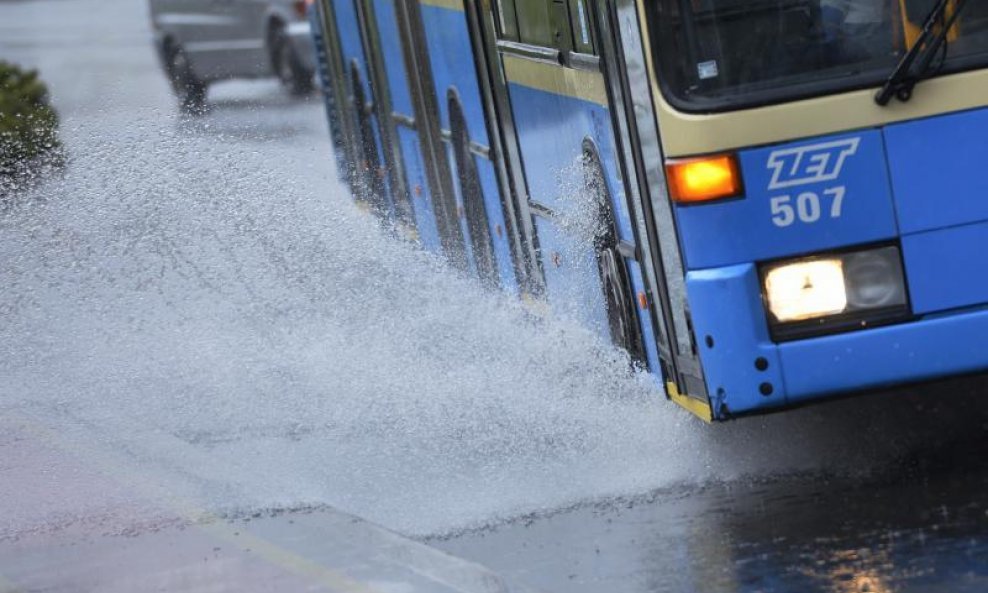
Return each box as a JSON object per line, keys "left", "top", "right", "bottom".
{"left": 504, "top": 0, "right": 575, "bottom": 51}
{"left": 514, "top": 1, "right": 553, "bottom": 47}
{"left": 495, "top": 0, "right": 519, "bottom": 42}
{"left": 548, "top": 0, "right": 575, "bottom": 52}
{"left": 497, "top": 0, "right": 593, "bottom": 54}
{"left": 567, "top": 0, "right": 595, "bottom": 55}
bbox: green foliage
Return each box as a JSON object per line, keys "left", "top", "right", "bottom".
{"left": 0, "top": 60, "right": 62, "bottom": 179}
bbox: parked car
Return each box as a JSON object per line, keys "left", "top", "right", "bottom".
{"left": 149, "top": 0, "right": 316, "bottom": 112}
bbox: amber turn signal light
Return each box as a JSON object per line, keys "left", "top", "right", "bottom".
{"left": 665, "top": 154, "right": 742, "bottom": 204}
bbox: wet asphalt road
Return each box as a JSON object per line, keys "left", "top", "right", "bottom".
{"left": 435, "top": 385, "right": 988, "bottom": 593}
{"left": 2, "top": 1, "right": 987, "bottom": 592}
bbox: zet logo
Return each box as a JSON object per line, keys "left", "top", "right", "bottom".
{"left": 766, "top": 138, "right": 860, "bottom": 190}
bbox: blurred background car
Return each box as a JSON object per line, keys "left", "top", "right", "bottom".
{"left": 149, "top": 0, "right": 316, "bottom": 112}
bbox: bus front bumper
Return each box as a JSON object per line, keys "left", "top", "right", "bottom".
{"left": 685, "top": 264, "right": 988, "bottom": 419}
{"left": 779, "top": 305, "right": 988, "bottom": 404}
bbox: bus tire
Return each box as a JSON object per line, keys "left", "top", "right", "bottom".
{"left": 271, "top": 25, "right": 315, "bottom": 96}
{"left": 165, "top": 43, "right": 207, "bottom": 115}
{"left": 584, "top": 141, "right": 646, "bottom": 365}
{"left": 597, "top": 245, "right": 644, "bottom": 364}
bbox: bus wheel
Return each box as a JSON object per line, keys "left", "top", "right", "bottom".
{"left": 584, "top": 142, "right": 646, "bottom": 365}
{"left": 597, "top": 245, "right": 642, "bottom": 362}
{"left": 165, "top": 43, "right": 207, "bottom": 115}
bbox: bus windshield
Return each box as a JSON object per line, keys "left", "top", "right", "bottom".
{"left": 651, "top": 0, "right": 988, "bottom": 112}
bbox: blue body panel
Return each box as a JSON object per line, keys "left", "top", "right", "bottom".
{"left": 680, "top": 105, "right": 988, "bottom": 417}
{"left": 477, "top": 157, "right": 518, "bottom": 293}
{"left": 332, "top": 0, "right": 398, "bottom": 220}
{"left": 332, "top": 0, "right": 365, "bottom": 80}
{"left": 508, "top": 86, "right": 635, "bottom": 243}
{"left": 676, "top": 131, "right": 897, "bottom": 270}
{"left": 780, "top": 305, "right": 988, "bottom": 401}
{"left": 420, "top": 6, "right": 490, "bottom": 146}
{"left": 506, "top": 81, "right": 655, "bottom": 369}
{"left": 509, "top": 82, "right": 609, "bottom": 336}
{"left": 885, "top": 108, "right": 988, "bottom": 235}
{"left": 536, "top": 216, "right": 608, "bottom": 333}
{"left": 368, "top": 116, "right": 396, "bottom": 219}
{"left": 683, "top": 251, "right": 988, "bottom": 417}
{"left": 685, "top": 265, "right": 785, "bottom": 415}
{"left": 398, "top": 128, "right": 442, "bottom": 252}
{"left": 372, "top": 0, "right": 414, "bottom": 116}
{"left": 902, "top": 220, "right": 988, "bottom": 315}
{"left": 369, "top": 0, "right": 442, "bottom": 252}
{"left": 419, "top": 4, "right": 517, "bottom": 292}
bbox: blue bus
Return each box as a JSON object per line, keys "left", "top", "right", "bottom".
{"left": 310, "top": 0, "right": 988, "bottom": 421}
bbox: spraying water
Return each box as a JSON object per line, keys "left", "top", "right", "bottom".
{"left": 0, "top": 0, "right": 967, "bottom": 544}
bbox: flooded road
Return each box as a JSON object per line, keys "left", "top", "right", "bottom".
{"left": 1, "top": 0, "right": 986, "bottom": 591}
{"left": 436, "top": 393, "right": 988, "bottom": 592}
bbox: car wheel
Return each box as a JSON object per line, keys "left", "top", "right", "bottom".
{"left": 272, "top": 27, "right": 314, "bottom": 96}
{"left": 165, "top": 44, "right": 207, "bottom": 114}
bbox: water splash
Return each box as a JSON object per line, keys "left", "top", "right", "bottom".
{"left": 2, "top": 107, "right": 960, "bottom": 542}
{"left": 1, "top": 0, "right": 976, "bottom": 540}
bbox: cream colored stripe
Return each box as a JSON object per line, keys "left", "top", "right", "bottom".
{"left": 503, "top": 54, "right": 608, "bottom": 106}
{"left": 418, "top": 0, "right": 464, "bottom": 11}
{"left": 636, "top": 0, "right": 988, "bottom": 157}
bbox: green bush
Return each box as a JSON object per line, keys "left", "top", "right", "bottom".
{"left": 0, "top": 61, "right": 62, "bottom": 181}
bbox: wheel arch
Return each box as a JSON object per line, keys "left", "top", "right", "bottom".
{"left": 447, "top": 86, "right": 499, "bottom": 288}
{"left": 582, "top": 136, "right": 647, "bottom": 365}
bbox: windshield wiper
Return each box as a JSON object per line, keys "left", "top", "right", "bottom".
{"left": 875, "top": 0, "right": 970, "bottom": 106}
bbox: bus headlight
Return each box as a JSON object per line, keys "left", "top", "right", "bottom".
{"left": 764, "top": 259, "right": 847, "bottom": 323}
{"left": 843, "top": 248, "right": 907, "bottom": 309}
{"left": 762, "top": 245, "right": 909, "bottom": 340}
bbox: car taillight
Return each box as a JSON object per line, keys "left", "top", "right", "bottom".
{"left": 295, "top": 0, "right": 313, "bottom": 18}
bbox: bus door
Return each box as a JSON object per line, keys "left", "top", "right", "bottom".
{"left": 356, "top": 0, "right": 448, "bottom": 251}
{"left": 478, "top": 0, "right": 656, "bottom": 369}
{"left": 596, "top": 0, "right": 713, "bottom": 419}
{"left": 318, "top": 0, "right": 397, "bottom": 219}
{"left": 351, "top": 0, "right": 417, "bottom": 231}
{"left": 409, "top": 0, "right": 527, "bottom": 292}
{"left": 384, "top": 0, "right": 470, "bottom": 266}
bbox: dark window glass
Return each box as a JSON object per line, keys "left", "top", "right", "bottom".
{"left": 515, "top": 0, "right": 555, "bottom": 46}
{"left": 649, "top": 0, "right": 988, "bottom": 112}
{"left": 568, "top": 0, "right": 595, "bottom": 54}
{"left": 496, "top": 0, "right": 589, "bottom": 53}
{"left": 495, "top": 0, "right": 519, "bottom": 41}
